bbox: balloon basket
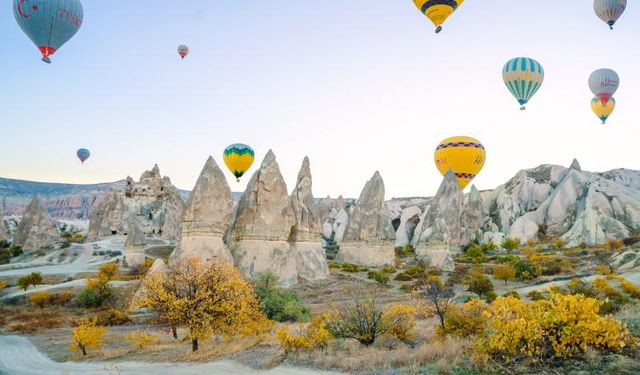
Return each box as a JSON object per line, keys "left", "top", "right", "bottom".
{"left": 42, "top": 57, "right": 51, "bottom": 64}
{"left": 435, "top": 26, "right": 442, "bottom": 34}
{"left": 520, "top": 106, "right": 526, "bottom": 111}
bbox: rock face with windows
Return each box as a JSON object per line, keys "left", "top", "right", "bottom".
{"left": 88, "top": 165, "right": 184, "bottom": 240}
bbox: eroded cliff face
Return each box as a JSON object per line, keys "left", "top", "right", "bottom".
{"left": 13, "top": 197, "right": 60, "bottom": 251}
{"left": 88, "top": 165, "right": 184, "bottom": 240}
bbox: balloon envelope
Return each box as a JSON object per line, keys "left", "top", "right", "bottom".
{"left": 13, "top": 0, "right": 83, "bottom": 62}
{"left": 178, "top": 45, "right": 189, "bottom": 59}
{"left": 77, "top": 148, "right": 90, "bottom": 163}
{"left": 223, "top": 144, "right": 255, "bottom": 181}
{"left": 594, "top": 0, "right": 626, "bottom": 29}
{"left": 413, "top": 0, "right": 464, "bottom": 32}
{"left": 502, "top": 57, "right": 544, "bottom": 109}
{"left": 589, "top": 69, "right": 619, "bottom": 104}
{"left": 591, "top": 97, "right": 615, "bottom": 124}
{"left": 434, "top": 136, "right": 485, "bottom": 190}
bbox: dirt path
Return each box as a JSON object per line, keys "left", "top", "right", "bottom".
{"left": 0, "top": 335, "right": 343, "bottom": 375}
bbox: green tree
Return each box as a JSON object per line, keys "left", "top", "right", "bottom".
{"left": 17, "top": 272, "right": 43, "bottom": 291}
{"left": 254, "top": 271, "right": 310, "bottom": 322}
{"left": 501, "top": 237, "right": 520, "bottom": 253}
{"left": 466, "top": 271, "right": 494, "bottom": 298}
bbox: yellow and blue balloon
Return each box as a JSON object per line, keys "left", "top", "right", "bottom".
{"left": 503, "top": 57, "right": 545, "bottom": 110}
{"left": 591, "top": 97, "right": 615, "bottom": 125}
{"left": 413, "top": 0, "right": 464, "bottom": 33}
{"left": 434, "top": 136, "right": 485, "bottom": 190}
{"left": 223, "top": 144, "right": 255, "bottom": 182}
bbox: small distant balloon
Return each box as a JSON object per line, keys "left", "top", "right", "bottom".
{"left": 178, "top": 45, "right": 189, "bottom": 59}
{"left": 413, "top": 0, "right": 464, "bottom": 33}
{"left": 13, "top": 0, "right": 83, "bottom": 63}
{"left": 594, "top": 0, "right": 626, "bottom": 30}
{"left": 223, "top": 144, "right": 255, "bottom": 182}
{"left": 502, "top": 57, "right": 545, "bottom": 110}
{"left": 434, "top": 136, "right": 485, "bottom": 190}
{"left": 591, "top": 96, "right": 615, "bottom": 124}
{"left": 589, "top": 68, "right": 619, "bottom": 104}
{"left": 77, "top": 148, "right": 90, "bottom": 164}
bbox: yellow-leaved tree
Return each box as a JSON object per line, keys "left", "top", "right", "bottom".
{"left": 69, "top": 317, "right": 107, "bottom": 356}
{"left": 276, "top": 315, "right": 334, "bottom": 353}
{"left": 141, "top": 257, "right": 270, "bottom": 351}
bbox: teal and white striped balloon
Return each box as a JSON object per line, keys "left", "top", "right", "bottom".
{"left": 13, "top": 0, "right": 83, "bottom": 63}
{"left": 502, "top": 57, "right": 545, "bottom": 110}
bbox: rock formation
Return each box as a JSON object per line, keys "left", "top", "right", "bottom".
{"left": 411, "top": 171, "right": 483, "bottom": 270}
{"left": 318, "top": 196, "right": 352, "bottom": 243}
{"left": 289, "top": 157, "right": 329, "bottom": 281}
{"left": 171, "top": 157, "right": 235, "bottom": 264}
{"left": 124, "top": 215, "right": 147, "bottom": 268}
{"left": 88, "top": 165, "right": 184, "bottom": 240}
{"left": 13, "top": 197, "right": 59, "bottom": 251}
{"left": 229, "top": 151, "right": 298, "bottom": 286}
{"left": 337, "top": 172, "right": 395, "bottom": 267}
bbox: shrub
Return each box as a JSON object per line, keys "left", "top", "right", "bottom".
{"left": 0, "top": 280, "right": 7, "bottom": 289}
{"left": 0, "top": 249, "right": 10, "bottom": 265}
{"left": 382, "top": 304, "right": 417, "bottom": 342}
{"left": 340, "top": 263, "right": 360, "bottom": 273}
{"left": 551, "top": 237, "right": 565, "bottom": 250}
{"left": 606, "top": 238, "right": 624, "bottom": 251}
{"left": 567, "top": 278, "right": 596, "bottom": 297}
{"left": 276, "top": 315, "right": 334, "bottom": 353}
{"left": 95, "top": 309, "right": 130, "bottom": 326}
{"left": 29, "top": 291, "right": 52, "bottom": 308}
{"left": 254, "top": 271, "right": 310, "bottom": 322}
{"left": 493, "top": 264, "right": 516, "bottom": 285}
{"left": 514, "top": 261, "right": 541, "bottom": 281}
{"left": 503, "top": 290, "right": 520, "bottom": 299}
{"left": 420, "top": 275, "right": 454, "bottom": 329}
{"left": 379, "top": 265, "right": 396, "bottom": 274}
{"left": 620, "top": 280, "right": 640, "bottom": 299}
{"left": 75, "top": 288, "right": 108, "bottom": 308}
{"left": 594, "top": 264, "right": 612, "bottom": 275}
{"left": 464, "top": 244, "right": 487, "bottom": 263}
{"left": 466, "top": 272, "right": 494, "bottom": 298}
{"left": 367, "top": 271, "right": 389, "bottom": 285}
{"left": 126, "top": 330, "right": 157, "bottom": 349}
{"left": 328, "top": 261, "right": 339, "bottom": 269}
{"left": 98, "top": 262, "right": 119, "bottom": 280}
{"left": 0, "top": 239, "right": 9, "bottom": 249}
{"left": 483, "top": 241, "right": 499, "bottom": 253}
{"left": 69, "top": 318, "right": 107, "bottom": 356}
{"left": 394, "top": 272, "right": 414, "bottom": 281}
{"left": 72, "top": 233, "right": 84, "bottom": 242}
{"left": 61, "top": 232, "right": 73, "bottom": 239}
{"left": 474, "top": 294, "right": 636, "bottom": 363}
{"left": 326, "top": 292, "right": 387, "bottom": 346}
{"left": 17, "top": 272, "right": 43, "bottom": 291}
{"left": 441, "top": 298, "right": 488, "bottom": 338}
{"left": 527, "top": 290, "right": 546, "bottom": 301}
{"left": 9, "top": 247, "right": 23, "bottom": 257}
{"left": 501, "top": 238, "right": 520, "bottom": 253}
{"left": 51, "top": 291, "right": 74, "bottom": 306}
{"left": 593, "top": 278, "right": 627, "bottom": 313}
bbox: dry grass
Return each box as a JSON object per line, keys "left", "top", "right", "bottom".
{"left": 0, "top": 306, "right": 76, "bottom": 333}
{"left": 292, "top": 335, "right": 470, "bottom": 374}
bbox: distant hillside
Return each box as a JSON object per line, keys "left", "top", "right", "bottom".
{"left": 0, "top": 177, "right": 241, "bottom": 220}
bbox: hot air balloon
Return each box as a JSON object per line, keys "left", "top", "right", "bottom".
{"left": 589, "top": 68, "right": 619, "bottom": 104}
{"left": 223, "top": 144, "right": 255, "bottom": 182}
{"left": 502, "top": 57, "right": 545, "bottom": 110}
{"left": 594, "top": 0, "right": 626, "bottom": 30}
{"left": 434, "top": 136, "right": 485, "bottom": 190}
{"left": 591, "top": 97, "right": 616, "bottom": 124}
{"left": 13, "top": 0, "right": 83, "bottom": 63}
{"left": 413, "top": 0, "right": 464, "bottom": 33}
{"left": 178, "top": 45, "right": 189, "bottom": 59}
{"left": 77, "top": 148, "right": 90, "bottom": 164}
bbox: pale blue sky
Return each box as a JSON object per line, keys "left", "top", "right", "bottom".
{"left": 2, "top": 1, "right": 639, "bottom": 198}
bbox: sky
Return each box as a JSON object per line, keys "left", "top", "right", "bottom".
{"left": 1, "top": 1, "right": 639, "bottom": 199}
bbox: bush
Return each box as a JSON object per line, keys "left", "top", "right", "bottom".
{"left": 326, "top": 292, "right": 387, "bottom": 346}
{"left": 501, "top": 237, "right": 520, "bottom": 253}
{"left": 367, "top": 271, "right": 389, "bottom": 285}
{"left": 567, "top": 278, "right": 596, "bottom": 297}
{"left": 0, "top": 280, "right": 7, "bottom": 289}
{"left": 379, "top": 265, "right": 396, "bottom": 274}
{"left": 51, "top": 291, "right": 74, "bottom": 306}
{"left": 75, "top": 288, "right": 108, "bottom": 308}
{"left": 276, "top": 315, "right": 334, "bottom": 353}
{"left": 620, "top": 279, "right": 640, "bottom": 299}
{"left": 464, "top": 244, "right": 487, "bottom": 263}
{"left": 593, "top": 278, "right": 627, "bottom": 313}
{"left": 514, "top": 261, "right": 541, "bottom": 281}
{"left": 0, "top": 239, "right": 9, "bottom": 249}
{"left": 0, "top": 249, "right": 10, "bottom": 265}
{"left": 61, "top": 232, "right": 72, "bottom": 239}
{"left": 441, "top": 298, "right": 488, "bottom": 338}
{"left": 9, "top": 247, "right": 23, "bottom": 257}
{"left": 382, "top": 304, "right": 417, "bottom": 342}
{"left": 30, "top": 291, "right": 52, "bottom": 308}
{"left": 126, "top": 330, "right": 157, "bottom": 350}
{"left": 594, "top": 264, "right": 612, "bottom": 275}
{"left": 606, "top": 238, "right": 624, "bottom": 251}
{"left": 473, "top": 294, "right": 636, "bottom": 363}
{"left": 466, "top": 272, "right": 494, "bottom": 298}
{"left": 503, "top": 290, "right": 520, "bottom": 299}
{"left": 72, "top": 233, "right": 84, "bottom": 242}
{"left": 98, "top": 262, "right": 119, "bottom": 280}
{"left": 95, "top": 309, "right": 130, "bottom": 326}
{"left": 328, "top": 261, "right": 339, "bottom": 269}
{"left": 17, "top": 272, "right": 43, "bottom": 291}
{"left": 527, "top": 290, "right": 546, "bottom": 301}
{"left": 254, "top": 271, "right": 310, "bottom": 322}
{"left": 394, "top": 272, "right": 414, "bottom": 281}
{"left": 340, "top": 263, "right": 360, "bottom": 273}
{"left": 483, "top": 241, "right": 499, "bottom": 253}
